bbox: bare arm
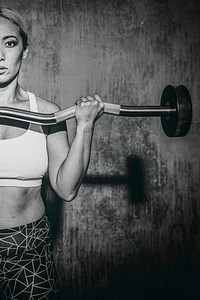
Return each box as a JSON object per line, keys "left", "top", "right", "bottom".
{"left": 47, "top": 95, "right": 104, "bottom": 201}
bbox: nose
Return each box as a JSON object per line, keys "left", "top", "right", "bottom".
{"left": 0, "top": 46, "right": 5, "bottom": 61}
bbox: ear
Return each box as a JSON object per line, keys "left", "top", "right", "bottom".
{"left": 23, "top": 48, "right": 29, "bottom": 59}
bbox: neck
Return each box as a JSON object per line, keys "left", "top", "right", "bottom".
{"left": 0, "top": 80, "right": 23, "bottom": 105}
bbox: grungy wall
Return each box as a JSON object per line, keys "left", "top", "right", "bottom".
{"left": 1, "top": 0, "right": 200, "bottom": 299}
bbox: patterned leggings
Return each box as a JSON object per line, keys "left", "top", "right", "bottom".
{"left": 0, "top": 214, "right": 60, "bottom": 300}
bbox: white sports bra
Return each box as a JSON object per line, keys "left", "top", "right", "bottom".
{"left": 0, "top": 92, "right": 48, "bottom": 187}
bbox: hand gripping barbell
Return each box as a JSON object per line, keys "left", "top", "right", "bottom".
{"left": 0, "top": 85, "right": 192, "bottom": 137}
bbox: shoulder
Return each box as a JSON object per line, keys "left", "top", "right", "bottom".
{"left": 33, "top": 94, "right": 61, "bottom": 114}
{"left": 19, "top": 87, "right": 61, "bottom": 113}
{"left": 32, "top": 95, "right": 67, "bottom": 135}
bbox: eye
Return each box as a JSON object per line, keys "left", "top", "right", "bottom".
{"left": 5, "top": 40, "right": 17, "bottom": 48}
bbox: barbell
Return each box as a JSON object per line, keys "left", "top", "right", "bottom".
{"left": 0, "top": 85, "right": 192, "bottom": 137}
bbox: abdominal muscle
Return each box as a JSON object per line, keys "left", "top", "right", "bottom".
{"left": 0, "top": 186, "right": 45, "bottom": 229}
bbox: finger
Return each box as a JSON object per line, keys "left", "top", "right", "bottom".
{"left": 80, "top": 97, "right": 88, "bottom": 102}
{"left": 87, "top": 96, "right": 94, "bottom": 101}
{"left": 75, "top": 97, "right": 88, "bottom": 105}
{"left": 94, "top": 94, "right": 102, "bottom": 102}
{"left": 94, "top": 94, "right": 104, "bottom": 110}
{"left": 75, "top": 99, "right": 81, "bottom": 105}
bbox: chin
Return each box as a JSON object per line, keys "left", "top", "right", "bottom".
{"left": 0, "top": 73, "right": 19, "bottom": 88}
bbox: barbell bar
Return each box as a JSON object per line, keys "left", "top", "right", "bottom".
{"left": 0, "top": 85, "right": 192, "bottom": 137}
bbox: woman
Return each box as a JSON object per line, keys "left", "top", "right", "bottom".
{"left": 0, "top": 7, "right": 104, "bottom": 299}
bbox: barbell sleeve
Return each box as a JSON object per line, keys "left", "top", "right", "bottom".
{"left": 120, "top": 106, "right": 174, "bottom": 117}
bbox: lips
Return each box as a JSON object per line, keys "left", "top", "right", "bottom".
{"left": 0, "top": 67, "right": 7, "bottom": 74}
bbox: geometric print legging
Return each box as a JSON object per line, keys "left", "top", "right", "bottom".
{"left": 0, "top": 214, "right": 60, "bottom": 299}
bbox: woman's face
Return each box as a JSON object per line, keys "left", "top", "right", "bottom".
{"left": 0, "top": 17, "right": 28, "bottom": 87}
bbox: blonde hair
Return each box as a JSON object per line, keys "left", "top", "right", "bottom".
{"left": 0, "top": 7, "right": 28, "bottom": 49}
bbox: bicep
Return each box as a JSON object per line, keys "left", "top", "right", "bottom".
{"left": 46, "top": 122, "right": 70, "bottom": 187}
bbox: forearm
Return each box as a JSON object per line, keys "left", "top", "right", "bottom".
{"left": 49, "top": 94, "right": 104, "bottom": 200}
{"left": 56, "top": 124, "right": 94, "bottom": 200}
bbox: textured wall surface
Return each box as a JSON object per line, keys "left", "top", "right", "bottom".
{"left": 1, "top": 0, "right": 200, "bottom": 299}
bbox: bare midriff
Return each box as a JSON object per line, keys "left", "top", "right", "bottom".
{"left": 0, "top": 186, "right": 45, "bottom": 229}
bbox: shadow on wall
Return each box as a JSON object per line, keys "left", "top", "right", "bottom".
{"left": 41, "top": 155, "right": 147, "bottom": 236}
{"left": 84, "top": 155, "right": 147, "bottom": 205}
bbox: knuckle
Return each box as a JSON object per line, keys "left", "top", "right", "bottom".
{"left": 92, "top": 99, "right": 98, "bottom": 106}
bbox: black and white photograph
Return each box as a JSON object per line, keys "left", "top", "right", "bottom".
{"left": 0, "top": 0, "right": 199, "bottom": 299}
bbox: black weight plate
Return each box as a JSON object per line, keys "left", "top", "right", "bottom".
{"left": 160, "top": 85, "right": 192, "bottom": 137}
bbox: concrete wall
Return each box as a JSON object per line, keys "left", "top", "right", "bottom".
{"left": 1, "top": 0, "right": 200, "bottom": 299}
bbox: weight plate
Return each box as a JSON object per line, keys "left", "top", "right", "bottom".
{"left": 160, "top": 85, "right": 192, "bottom": 137}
